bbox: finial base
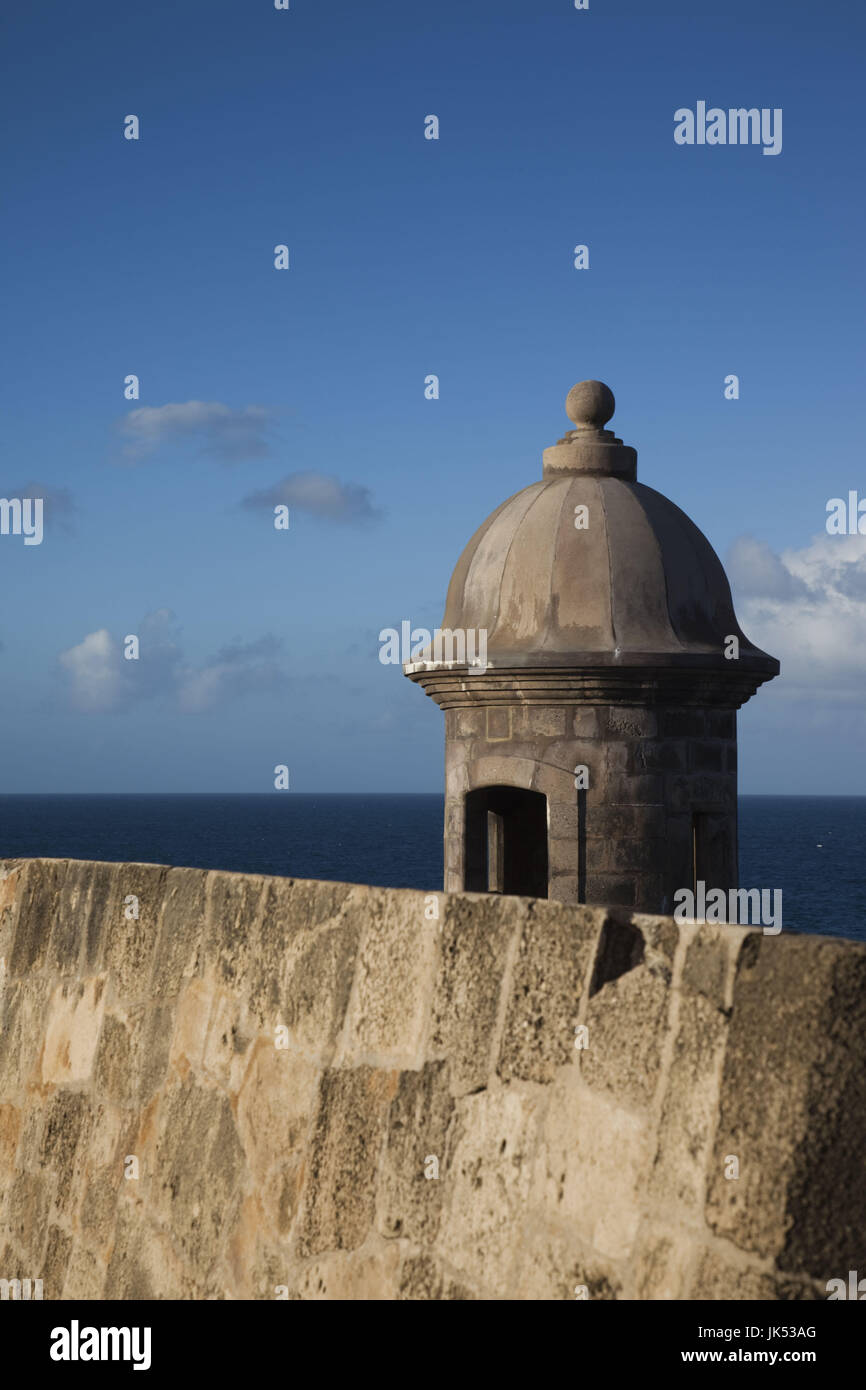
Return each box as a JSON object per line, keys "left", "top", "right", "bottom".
{"left": 543, "top": 436, "right": 637, "bottom": 479}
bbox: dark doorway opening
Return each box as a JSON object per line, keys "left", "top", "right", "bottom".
{"left": 464, "top": 786, "right": 548, "bottom": 898}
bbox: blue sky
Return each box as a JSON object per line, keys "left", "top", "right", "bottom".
{"left": 1, "top": 0, "right": 864, "bottom": 792}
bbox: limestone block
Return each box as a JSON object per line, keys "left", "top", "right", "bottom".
{"left": 63, "top": 1244, "right": 107, "bottom": 1300}
{"left": 548, "top": 873, "right": 580, "bottom": 904}
{"left": 533, "top": 1078, "right": 651, "bottom": 1262}
{"left": 376, "top": 1061, "right": 454, "bottom": 1244}
{"left": 0, "top": 976, "right": 53, "bottom": 1093}
{"left": 498, "top": 902, "right": 603, "bottom": 1084}
{"left": 41, "top": 975, "right": 108, "bottom": 1086}
{"left": 169, "top": 976, "right": 216, "bottom": 1077}
{"left": 235, "top": 1039, "right": 319, "bottom": 1236}
{"left": 398, "top": 1252, "right": 475, "bottom": 1300}
{"left": 594, "top": 835, "right": 665, "bottom": 872}
{"left": 513, "top": 1224, "right": 622, "bottom": 1300}
{"left": 38, "top": 1090, "right": 95, "bottom": 1220}
{"left": 648, "top": 991, "right": 728, "bottom": 1213}
{"left": 8, "top": 859, "right": 65, "bottom": 974}
{"left": 93, "top": 1002, "right": 173, "bottom": 1106}
{"left": 150, "top": 866, "right": 208, "bottom": 997}
{"left": 336, "top": 889, "right": 438, "bottom": 1069}
{"left": 0, "top": 860, "right": 25, "bottom": 959}
{"left": 436, "top": 1084, "right": 543, "bottom": 1296}
{"left": 290, "top": 1240, "right": 402, "bottom": 1300}
{"left": 581, "top": 924, "right": 674, "bottom": 1113}
{"left": 297, "top": 1066, "right": 399, "bottom": 1258}
{"left": 583, "top": 873, "right": 636, "bottom": 907}
{"left": 149, "top": 1076, "right": 245, "bottom": 1276}
{"left": 100, "top": 863, "right": 169, "bottom": 1005}
{"left": 601, "top": 772, "right": 664, "bottom": 806}
{"left": 80, "top": 1166, "right": 123, "bottom": 1254}
{"left": 2, "top": 1172, "right": 54, "bottom": 1265}
{"left": 571, "top": 707, "right": 600, "bottom": 738}
{"left": 689, "top": 1246, "right": 820, "bottom": 1301}
{"left": 203, "top": 870, "right": 268, "bottom": 991}
{"left": 587, "top": 804, "right": 665, "bottom": 838}
{"left": 104, "top": 1203, "right": 199, "bottom": 1300}
{"left": 277, "top": 912, "right": 361, "bottom": 1065}
{"left": 470, "top": 754, "right": 536, "bottom": 791}
{"left": 455, "top": 707, "right": 484, "bottom": 739}
{"left": 706, "top": 933, "right": 866, "bottom": 1276}
{"left": 606, "top": 706, "right": 658, "bottom": 739}
{"left": 430, "top": 894, "right": 524, "bottom": 1095}
{"left": 548, "top": 802, "right": 578, "bottom": 839}
{"left": 526, "top": 707, "right": 566, "bottom": 736}
{"left": 633, "top": 1224, "right": 698, "bottom": 1300}
{"left": 259, "top": 877, "right": 359, "bottom": 1031}
{"left": 42, "top": 1225, "right": 73, "bottom": 1301}
{"left": 47, "top": 859, "right": 95, "bottom": 976}
{"left": 0, "top": 1103, "right": 22, "bottom": 1185}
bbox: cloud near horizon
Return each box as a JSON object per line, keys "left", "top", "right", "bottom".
{"left": 58, "top": 611, "right": 289, "bottom": 713}
{"left": 240, "top": 470, "right": 382, "bottom": 524}
{"left": 728, "top": 532, "right": 866, "bottom": 701}
{"left": 117, "top": 401, "right": 274, "bottom": 463}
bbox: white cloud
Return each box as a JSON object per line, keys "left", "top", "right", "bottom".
{"left": 118, "top": 401, "right": 273, "bottom": 463}
{"left": 241, "top": 471, "right": 382, "bottom": 524}
{"left": 58, "top": 629, "right": 126, "bottom": 712}
{"left": 728, "top": 532, "right": 866, "bottom": 700}
{"left": 59, "top": 614, "right": 288, "bottom": 713}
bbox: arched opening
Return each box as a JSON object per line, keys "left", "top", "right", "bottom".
{"left": 464, "top": 786, "right": 548, "bottom": 898}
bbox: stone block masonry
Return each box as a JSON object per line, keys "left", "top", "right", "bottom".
{"left": 0, "top": 857, "right": 863, "bottom": 1300}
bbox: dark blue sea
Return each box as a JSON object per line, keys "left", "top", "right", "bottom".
{"left": 0, "top": 794, "right": 863, "bottom": 943}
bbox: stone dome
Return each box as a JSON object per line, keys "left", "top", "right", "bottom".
{"left": 406, "top": 381, "right": 778, "bottom": 689}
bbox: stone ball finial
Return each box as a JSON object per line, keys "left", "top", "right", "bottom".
{"left": 565, "top": 380, "right": 615, "bottom": 429}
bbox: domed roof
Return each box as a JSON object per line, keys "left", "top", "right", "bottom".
{"left": 406, "top": 381, "right": 778, "bottom": 686}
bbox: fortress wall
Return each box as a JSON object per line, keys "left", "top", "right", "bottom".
{"left": 0, "top": 856, "right": 864, "bottom": 1301}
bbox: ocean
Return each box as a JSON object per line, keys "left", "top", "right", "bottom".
{"left": 0, "top": 793, "right": 863, "bottom": 943}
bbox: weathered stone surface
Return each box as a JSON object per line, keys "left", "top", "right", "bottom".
{"left": 430, "top": 893, "right": 522, "bottom": 1095}
{"left": 581, "top": 950, "right": 673, "bottom": 1113}
{"left": 100, "top": 863, "right": 169, "bottom": 1004}
{"left": 633, "top": 1224, "right": 697, "bottom": 1300}
{"left": 41, "top": 975, "right": 108, "bottom": 1086}
{"left": 278, "top": 910, "right": 361, "bottom": 1065}
{"left": 436, "top": 1084, "right": 543, "bottom": 1296}
{"left": 648, "top": 990, "right": 728, "bottom": 1212}
{"left": 150, "top": 866, "right": 207, "bottom": 997}
{"left": 398, "top": 1251, "right": 474, "bottom": 1300}
{"left": 297, "top": 1066, "right": 399, "bottom": 1258}
{"left": 8, "top": 859, "right": 64, "bottom": 975}
{"left": 498, "top": 902, "right": 603, "bottom": 1083}
{"left": 0, "top": 976, "right": 53, "bottom": 1093}
{"left": 376, "top": 1062, "right": 454, "bottom": 1244}
{"left": 533, "top": 1078, "right": 650, "bottom": 1262}
{"left": 707, "top": 933, "right": 866, "bottom": 1277}
{"left": 289, "top": 1241, "right": 402, "bottom": 1300}
{"left": 337, "top": 889, "right": 438, "bottom": 1068}
{"left": 150, "top": 1077, "right": 245, "bottom": 1275}
{"left": 0, "top": 857, "right": 862, "bottom": 1302}
{"left": 513, "top": 1224, "right": 621, "bottom": 1300}
{"left": 690, "top": 1246, "right": 820, "bottom": 1301}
